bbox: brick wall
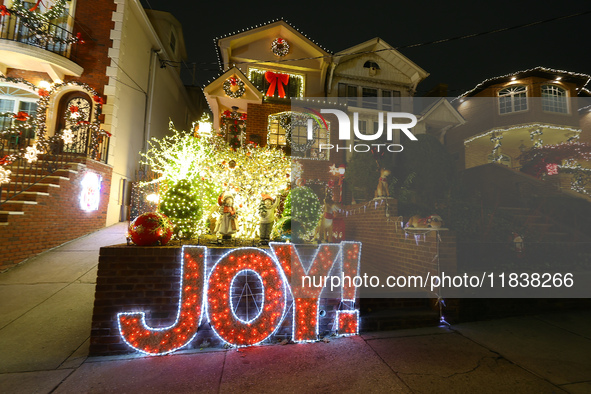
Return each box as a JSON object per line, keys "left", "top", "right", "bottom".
{"left": 90, "top": 245, "right": 343, "bottom": 356}
{"left": 66, "top": 0, "right": 117, "bottom": 95}
{"left": 343, "top": 198, "right": 457, "bottom": 279}
{"left": 0, "top": 159, "right": 112, "bottom": 270}
{"left": 246, "top": 102, "right": 291, "bottom": 144}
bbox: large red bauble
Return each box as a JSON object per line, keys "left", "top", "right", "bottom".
{"left": 129, "top": 212, "right": 173, "bottom": 246}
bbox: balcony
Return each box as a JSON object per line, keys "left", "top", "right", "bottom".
{"left": 0, "top": 13, "right": 82, "bottom": 81}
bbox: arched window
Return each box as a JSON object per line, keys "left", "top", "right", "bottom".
{"left": 267, "top": 111, "right": 330, "bottom": 160}
{"left": 541, "top": 85, "right": 568, "bottom": 113}
{"left": 498, "top": 85, "right": 527, "bottom": 114}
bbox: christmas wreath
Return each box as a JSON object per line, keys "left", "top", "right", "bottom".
{"left": 223, "top": 77, "right": 246, "bottom": 98}
{"left": 279, "top": 113, "right": 317, "bottom": 152}
{"left": 271, "top": 37, "right": 289, "bottom": 57}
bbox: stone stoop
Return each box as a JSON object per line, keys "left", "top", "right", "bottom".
{"left": 0, "top": 163, "right": 85, "bottom": 225}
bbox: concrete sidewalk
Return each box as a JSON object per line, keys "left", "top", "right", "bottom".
{"left": 1, "top": 223, "right": 590, "bottom": 393}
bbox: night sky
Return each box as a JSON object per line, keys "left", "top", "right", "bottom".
{"left": 140, "top": 0, "right": 591, "bottom": 96}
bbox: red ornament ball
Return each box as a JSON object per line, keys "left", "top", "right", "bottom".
{"left": 129, "top": 212, "right": 173, "bottom": 246}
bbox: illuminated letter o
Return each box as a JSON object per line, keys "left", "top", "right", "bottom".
{"left": 207, "top": 248, "right": 286, "bottom": 346}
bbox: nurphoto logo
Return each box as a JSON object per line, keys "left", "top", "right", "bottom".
{"left": 304, "top": 109, "right": 418, "bottom": 153}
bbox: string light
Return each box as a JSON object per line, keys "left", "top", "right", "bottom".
{"left": 336, "top": 310, "right": 359, "bottom": 336}
{"left": 5, "top": 0, "right": 81, "bottom": 45}
{"left": 118, "top": 246, "right": 207, "bottom": 356}
{"left": 270, "top": 242, "right": 354, "bottom": 342}
{"left": 222, "top": 76, "right": 246, "bottom": 98}
{"left": 140, "top": 123, "right": 291, "bottom": 238}
{"left": 289, "top": 186, "right": 323, "bottom": 241}
{"left": 207, "top": 248, "right": 287, "bottom": 347}
{"left": 0, "top": 166, "right": 11, "bottom": 184}
{"left": 117, "top": 242, "right": 363, "bottom": 355}
{"left": 463, "top": 123, "right": 581, "bottom": 145}
{"left": 0, "top": 77, "right": 108, "bottom": 167}
{"left": 455, "top": 66, "right": 591, "bottom": 100}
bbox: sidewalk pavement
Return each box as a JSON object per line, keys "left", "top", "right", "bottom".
{"left": 0, "top": 223, "right": 590, "bottom": 393}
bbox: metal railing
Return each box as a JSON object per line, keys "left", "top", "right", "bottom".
{"left": 0, "top": 117, "right": 109, "bottom": 206}
{"left": 64, "top": 124, "right": 110, "bottom": 164}
{"left": 0, "top": 136, "right": 69, "bottom": 206}
{"left": 0, "top": 12, "right": 77, "bottom": 59}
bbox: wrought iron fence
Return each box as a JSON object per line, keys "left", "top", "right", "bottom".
{"left": 0, "top": 12, "right": 77, "bottom": 59}
{"left": 63, "top": 124, "right": 110, "bottom": 164}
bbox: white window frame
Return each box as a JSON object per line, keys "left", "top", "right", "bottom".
{"left": 498, "top": 85, "right": 528, "bottom": 115}
{"left": 541, "top": 84, "right": 569, "bottom": 114}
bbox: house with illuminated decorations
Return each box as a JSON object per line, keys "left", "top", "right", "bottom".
{"left": 0, "top": 0, "right": 198, "bottom": 269}
{"left": 444, "top": 67, "right": 591, "bottom": 243}
{"left": 203, "top": 20, "right": 464, "bottom": 202}
{"left": 446, "top": 67, "right": 591, "bottom": 199}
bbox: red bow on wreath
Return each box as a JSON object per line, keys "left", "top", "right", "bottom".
{"left": 93, "top": 95, "right": 105, "bottom": 105}
{"left": 69, "top": 105, "right": 79, "bottom": 113}
{"left": 265, "top": 71, "right": 289, "bottom": 98}
{"left": 13, "top": 111, "right": 30, "bottom": 121}
{"left": 229, "top": 77, "right": 238, "bottom": 86}
{"left": 0, "top": 5, "right": 10, "bottom": 16}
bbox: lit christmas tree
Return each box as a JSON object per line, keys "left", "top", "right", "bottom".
{"left": 159, "top": 179, "right": 202, "bottom": 238}
{"left": 290, "top": 186, "right": 322, "bottom": 241}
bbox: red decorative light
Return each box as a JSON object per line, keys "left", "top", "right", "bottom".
{"left": 342, "top": 242, "right": 361, "bottom": 301}
{"left": 336, "top": 311, "right": 359, "bottom": 336}
{"left": 117, "top": 243, "right": 363, "bottom": 355}
{"left": 207, "top": 248, "right": 286, "bottom": 346}
{"left": 118, "top": 246, "right": 206, "bottom": 355}
{"left": 270, "top": 243, "right": 341, "bottom": 342}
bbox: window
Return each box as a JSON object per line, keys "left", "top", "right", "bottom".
{"left": 248, "top": 68, "right": 304, "bottom": 99}
{"left": 358, "top": 120, "right": 367, "bottom": 135}
{"left": 0, "top": 84, "right": 38, "bottom": 131}
{"left": 267, "top": 112, "right": 330, "bottom": 160}
{"left": 363, "top": 61, "right": 380, "bottom": 70}
{"left": 362, "top": 88, "right": 378, "bottom": 109}
{"left": 541, "top": 85, "right": 568, "bottom": 113}
{"left": 498, "top": 86, "right": 527, "bottom": 114}
{"left": 381, "top": 90, "right": 401, "bottom": 111}
{"left": 338, "top": 83, "right": 400, "bottom": 110}
{"left": 338, "top": 83, "right": 358, "bottom": 106}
